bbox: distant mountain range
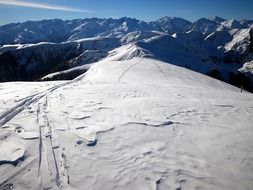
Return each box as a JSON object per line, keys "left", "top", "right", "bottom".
{"left": 0, "top": 16, "right": 253, "bottom": 91}
{"left": 0, "top": 16, "right": 252, "bottom": 44}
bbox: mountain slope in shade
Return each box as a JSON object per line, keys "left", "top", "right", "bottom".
{"left": 0, "top": 37, "right": 121, "bottom": 81}
{"left": 190, "top": 18, "right": 221, "bottom": 35}
{"left": 0, "top": 58, "right": 253, "bottom": 189}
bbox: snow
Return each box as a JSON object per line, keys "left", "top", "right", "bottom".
{"left": 40, "top": 64, "right": 91, "bottom": 81}
{"left": 0, "top": 135, "right": 25, "bottom": 165}
{"left": 120, "top": 31, "right": 164, "bottom": 44}
{"left": 190, "top": 18, "right": 220, "bottom": 35}
{"left": 153, "top": 16, "right": 192, "bottom": 34}
{"left": 106, "top": 44, "right": 146, "bottom": 61}
{"left": 1, "top": 17, "right": 253, "bottom": 86}
{"left": 239, "top": 60, "right": 253, "bottom": 74}
{"left": 221, "top": 19, "right": 242, "bottom": 29}
{"left": 0, "top": 44, "right": 22, "bottom": 54}
{"left": 209, "top": 16, "right": 226, "bottom": 23}
{"left": 225, "top": 28, "right": 252, "bottom": 51}
{"left": 0, "top": 43, "right": 53, "bottom": 54}
{"left": 204, "top": 30, "right": 232, "bottom": 48}
{"left": 18, "top": 131, "right": 39, "bottom": 140}
{"left": 0, "top": 57, "right": 253, "bottom": 189}
{"left": 1, "top": 16, "right": 250, "bottom": 45}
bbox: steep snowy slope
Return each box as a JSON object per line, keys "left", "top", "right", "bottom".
{"left": 225, "top": 27, "right": 253, "bottom": 52}
{"left": 0, "top": 58, "right": 253, "bottom": 190}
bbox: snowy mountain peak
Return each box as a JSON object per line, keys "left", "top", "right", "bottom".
{"left": 221, "top": 19, "right": 242, "bottom": 29}
{"left": 190, "top": 18, "right": 220, "bottom": 35}
{"left": 209, "top": 16, "right": 226, "bottom": 23}
{"left": 154, "top": 16, "right": 192, "bottom": 34}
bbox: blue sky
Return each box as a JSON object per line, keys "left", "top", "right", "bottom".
{"left": 0, "top": 0, "right": 253, "bottom": 25}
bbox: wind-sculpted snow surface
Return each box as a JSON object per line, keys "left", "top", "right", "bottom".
{"left": 0, "top": 58, "right": 253, "bottom": 189}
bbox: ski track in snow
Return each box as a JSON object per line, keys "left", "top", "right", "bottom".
{"left": 118, "top": 49, "right": 145, "bottom": 82}
{"left": 0, "top": 79, "right": 82, "bottom": 189}
{"left": 0, "top": 58, "right": 253, "bottom": 190}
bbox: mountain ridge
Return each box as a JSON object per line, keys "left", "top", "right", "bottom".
{"left": 0, "top": 16, "right": 253, "bottom": 91}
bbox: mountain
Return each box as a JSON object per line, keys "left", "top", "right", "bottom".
{"left": 0, "top": 17, "right": 159, "bottom": 45}
{"left": 209, "top": 16, "right": 226, "bottom": 23}
{"left": 0, "top": 17, "right": 192, "bottom": 45}
{"left": 204, "top": 30, "right": 233, "bottom": 48}
{"left": 0, "top": 37, "right": 121, "bottom": 81}
{"left": 0, "top": 19, "right": 70, "bottom": 44}
{"left": 152, "top": 16, "right": 192, "bottom": 34}
{"left": 221, "top": 19, "right": 243, "bottom": 29}
{"left": 190, "top": 18, "right": 221, "bottom": 35}
{"left": 240, "top": 19, "right": 253, "bottom": 28}
{"left": 1, "top": 16, "right": 250, "bottom": 45}
{"left": 0, "top": 57, "right": 253, "bottom": 189}
{"left": 0, "top": 16, "right": 253, "bottom": 91}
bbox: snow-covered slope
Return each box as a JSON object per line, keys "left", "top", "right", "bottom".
{"left": 111, "top": 33, "right": 241, "bottom": 82}
{"left": 0, "top": 58, "right": 253, "bottom": 190}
